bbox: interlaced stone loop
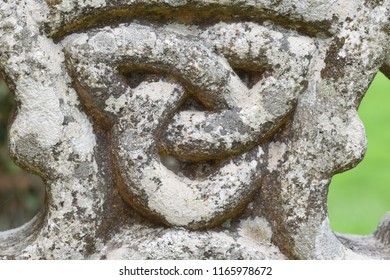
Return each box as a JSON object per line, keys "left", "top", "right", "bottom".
{"left": 64, "top": 23, "right": 314, "bottom": 229}
{"left": 159, "top": 22, "right": 315, "bottom": 160}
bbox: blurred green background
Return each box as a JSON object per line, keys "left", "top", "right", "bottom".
{"left": 0, "top": 75, "right": 45, "bottom": 231}
{"left": 0, "top": 72, "right": 389, "bottom": 234}
{"left": 328, "top": 72, "right": 390, "bottom": 235}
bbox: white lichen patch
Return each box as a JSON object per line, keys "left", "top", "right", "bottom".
{"left": 54, "top": 0, "right": 106, "bottom": 12}
{"left": 105, "top": 94, "right": 129, "bottom": 114}
{"left": 164, "top": 23, "right": 201, "bottom": 36}
{"left": 10, "top": 79, "right": 63, "bottom": 149}
{"left": 239, "top": 217, "right": 273, "bottom": 243}
{"left": 267, "top": 141, "right": 288, "bottom": 172}
{"left": 64, "top": 112, "right": 97, "bottom": 161}
{"left": 344, "top": 112, "right": 367, "bottom": 160}
{"left": 89, "top": 31, "right": 118, "bottom": 54}
{"left": 288, "top": 36, "right": 317, "bottom": 57}
{"left": 338, "top": 20, "right": 365, "bottom": 58}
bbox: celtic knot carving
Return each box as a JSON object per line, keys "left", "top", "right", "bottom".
{"left": 0, "top": 0, "right": 389, "bottom": 260}
{"left": 64, "top": 22, "right": 314, "bottom": 229}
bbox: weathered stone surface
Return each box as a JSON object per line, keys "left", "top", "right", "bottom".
{"left": 0, "top": 0, "right": 389, "bottom": 259}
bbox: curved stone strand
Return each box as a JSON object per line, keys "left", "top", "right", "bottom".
{"left": 64, "top": 23, "right": 243, "bottom": 123}
{"left": 159, "top": 22, "right": 316, "bottom": 160}
{"left": 112, "top": 79, "right": 265, "bottom": 229}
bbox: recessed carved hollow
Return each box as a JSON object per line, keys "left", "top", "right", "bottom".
{"left": 233, "top": 68, "right": 266, "bottom": 89}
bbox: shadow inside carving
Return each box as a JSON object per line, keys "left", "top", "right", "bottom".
{"left": 160, "top": 155, "right": 222, "bottom": 180}
{"left": 328, "top": 72, "right": 390, "bottom": 236}
{"left": 49, "top": 3, "right": 333, "bottom": 41}
{"left": 233, "top": 67, "right": 265, "bottom": 89}
{"left": 122, "top": 68, "right": 164, "bottom": 89}
{"left": 0, "top": 75, "right": 46, "bottom": 232}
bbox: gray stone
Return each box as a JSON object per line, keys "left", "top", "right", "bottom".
{"left": 0, "top": 0, "right": 389, "bottom": 259}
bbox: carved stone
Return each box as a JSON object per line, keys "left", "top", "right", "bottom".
{"left": 0, "top": 0, "right": 389, "bottom": 259}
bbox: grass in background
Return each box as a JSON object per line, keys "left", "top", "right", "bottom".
{"left": 328, "top": 72, "right": 390, "bottom": 235}
{"left": 0, "top": 76, "right": 45, "bottom": 231}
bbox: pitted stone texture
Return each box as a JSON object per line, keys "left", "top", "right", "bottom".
{"left": 63, "top": 22, "right": 313, "bottom": 229}
{"left": 0, "top": 0, "right": 389, "bottom": 260}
